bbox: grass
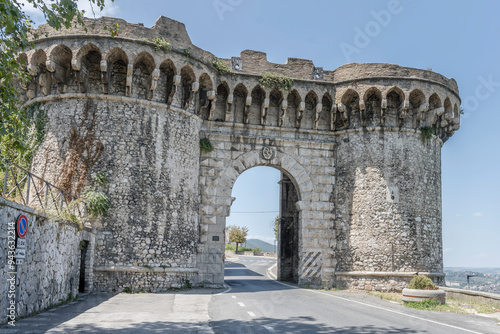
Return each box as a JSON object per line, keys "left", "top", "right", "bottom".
{"left": 368, "top": 291, "right": 500, "bottom": 315}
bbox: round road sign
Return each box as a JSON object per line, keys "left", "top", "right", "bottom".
{"left": 16, "top": 214, "right": 28, "bottom": 238}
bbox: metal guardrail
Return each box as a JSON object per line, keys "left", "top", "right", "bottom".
{"left": 1, "top": 160, "right": 87, "bottom": 221}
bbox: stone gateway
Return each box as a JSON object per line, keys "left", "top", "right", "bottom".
{"left": 21, "top": 16, "right": 460, "bottom": 292}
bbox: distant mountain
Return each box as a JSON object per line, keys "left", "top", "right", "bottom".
{"left": 445, "top": 267, "right": 500, "bottom": 275}
{"left": 242, "top": 239, "right": 276, "bottom": 253}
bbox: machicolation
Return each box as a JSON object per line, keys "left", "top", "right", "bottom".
{"left": 20, "top": 16, "right": 460, "bottom": 292}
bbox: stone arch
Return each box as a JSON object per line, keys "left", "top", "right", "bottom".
{"left": 78, "top": 43, "right": 102, "bottom": 93}
{"left": 286, "top": 89, "right": 301, "bottom": 128}
{"left": 362, "top": 87, "right": 382, "bottom": 127}
{"left": 27, "top": 50, "right": 49, "bottom": 97}
{"left": 301, "top": 91, "right": 318, "bottom": 129}
{"left": 217, "top": 150, "right": 314, "bottom": 205}
{"left": 232, "top": 83, "right": 248, "bottom": 124}
{"left": 428, "top": 92, "right": 442, "bottom": 126}
{"left": 180, "top": 65, "right": 195, "bottom": 109}
{"left": 48, "top": 44, "right": 73, "bottom": 93}
{"left": 199, "top": 73, "right": 213, "bottom": 120}
{"left": 268, "top": 88, "right": 282, "bottom": 127}
{"left": 156, "top": 58, "right": 176, "bottom": 103}
{"left": 319, "top": 93, "right": 332, "bottom": 131}
{"left": 340, "top": 89, "right": 360, "bottom": 129}
{"left": 409, "top": 89, "right": 427, "bottom": 129}
{"left": 248, "top": 85, "right": 265, "bottom": 125}
{"left": 386, "top": 87, "right": 404, "bottom": 127}
{"left": 214, "top": 82, "right": 229, "bottom": 122}
{"left": 106, "top": 48, "right": 128, "bottom": 96}
{"left": 214, "top": 150, "right": 314, "bottom": 283}
{"left": 132, "top": 51, "right": 155, "bottom": 99}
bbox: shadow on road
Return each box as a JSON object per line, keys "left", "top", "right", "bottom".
{"left": 209, "top": 316, "right": 422, "bottom": 333}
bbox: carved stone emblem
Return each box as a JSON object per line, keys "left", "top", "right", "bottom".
{"left": 262, "top": 146, "right": 274, "bottom": 160}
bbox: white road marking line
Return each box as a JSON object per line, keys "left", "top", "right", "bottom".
{"left": 263, "top": 325, "right": 276, "bottom": 332}
{"left": 214, "top": 283, "right": 232, "bottom": 296}
{"left": 237, "top": 302, "right": 245, "bottom": 307}
{"left": 266, "top": 263, "right": 277, "bottom": 280}
{"left": 231, "top": 295, "right": 236, "bottom": 299}
{"left": 272, "top": 280, "right": 485, "bottom": 334}
{"left": 247, "top": 311, "right": 256, "bottom": 317}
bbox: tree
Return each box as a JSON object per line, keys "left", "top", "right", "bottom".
{"left": 0, "top": 0, "right": 115, "bottom": 161}
{"left": 227, "top": 225, "right": 248, "bottom": 252}
{"left": 273, "top": 216, "right": 279, "bottom": 241}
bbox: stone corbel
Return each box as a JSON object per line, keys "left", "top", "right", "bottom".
{"left": 148, "top": 68, "right": 160, "bottom": 100}
{"left": 71, "top": 59, "right": 86, "bottom": 93}
{"left": 398, "top": 99, "right": 409, "bottom": 127}
{"left": 225, "top": 94, "right": 234, "bottom": 122}
{"left": 207, "top": 90, "right": 217, "bottom": 120}
{"left": 261, "top": 97, "right": 270, "bottom": 125}
{"left": 185, "top": 81, "right": 199, "bottom": 110}
{"left": 26, "top": 64, "right": 40, "bottom": 99}
{"left": 338, "top": 102, "right": 348, "bottom": 128}
{"left": 295, "top": 101, "right": 305, "bottom": 128}
{"left": 313, "top": 103, "right": 323, "bottom": 130}
{"left": 167, "top": 75, "right": 181, "bottom": 105}
{"left": 380, "top": 98, "right": 387, "bottom": 126}
{"left": 278, "top": 100, "right": 288, "bottom": 127}
{"left": 126, "top": 64, "right": 133, "bottom": 97}
{"left": 100, "top": 60, "right": 109, "bottom": 94}
{"left": 244, "top": 96, "right": 252, "bottom": 124}
{"left": 47, "top": 60, "right": 68, "bottom": 93}
{"left": 359, "top": 100, "right": 366, "bottom": 127}
{"left": 330, "top": 104, "right": 337, "bottom": 131}
{"left": 38, "top": 72, "right": 52, "bottom": 96}
{"left": 414, "top": 102, "right": 429, "bottom": 128}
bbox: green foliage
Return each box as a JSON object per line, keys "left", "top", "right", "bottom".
{"left": 224, "top": 244, "right": 252, "bottom": 252}
{"left": 0, "top": 0, "right": 115, "bottom": 151}
{"left": 211, "top": 57, "right": 231, "bottom": 75}
{"left": 199, "top": 137, "right": 214, "bottom": 153}
{"left": 122, "top": 287, "right": 132, "bottom": 293}
{"left": 408, "top": 275, "right": 436, "bottom": 290}
{"left": 143, "top": 264, "right": 154, "bottom": 272}
{"left": 419, "top": 126, "right": 434, "bottom": 144}
{"left": 259, "top": 72, "right": 293, "bottom": 91}
{"left": 83, "top": 189, "right": 109, "bottom": 217}
{"left": 95, "top": 171, "right": 107, "bottom": 187}
{"left": 152, "top": 37, "right": 171, "bottom": 52}
{"left": 0, "top": 102, "right": 47, "bottom": 170}
{"left": 273, "top": 216, "right": 279, "bottom": 241}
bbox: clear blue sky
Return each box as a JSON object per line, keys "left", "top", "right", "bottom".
{"left": 27, "top": 0, "right": 500, "bottom": 267}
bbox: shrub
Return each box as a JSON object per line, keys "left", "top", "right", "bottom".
{"left": 83, "top": 189, "right": 110, "bottom": 217}
{"left": 211, "top": 57, "right": 231, "bottom": 75}
{"left": 419, "top": 126, "right": 434, "bottom": 144}
{"left": 408, "top": 275, "right": 436, "bottom": 290}
{"left": 152, "top": 37, "right": 171, "bottom": 52}
{"left": 200, "top": 138, "right": 214, "bottom": 153}
{"left": 259, "top": 72, "right": 293, "bottom": 91}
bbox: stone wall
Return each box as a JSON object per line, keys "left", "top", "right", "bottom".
{"left": 31, "top": 97, "right": 202, "bottom": 292}
{"left": 0, "top": 198, "right": 94, "bottom": 322}
{"left": 334, "top": 129, "right": 444, "bottom": 291}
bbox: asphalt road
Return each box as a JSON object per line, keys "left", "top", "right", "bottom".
{"left": 2, "top": 255, "right": 499, "bottom": 333}
{"left": 210, "top": 255, "right": 500, "bottom": 334}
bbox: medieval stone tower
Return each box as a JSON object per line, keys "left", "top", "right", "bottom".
{"left": 21, "top": 16, "right": 460, "bottom": 292}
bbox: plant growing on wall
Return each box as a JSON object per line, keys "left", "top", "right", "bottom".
{"left": 82, "top": 171, "right": 110, "bottom": 217}
{"left": 152, "top": 37, "right": 171, "bottom": 52}
{"left": 199, "top": 138, "right": 214, "bottom": 153}
{"left": 57, "top": 101, "right": 104, "bottom": 197}
{"left": 211, "top": 57, "right": 231, "bottom": 75}
{"left": 227, "top": 225, "right": 249, "bottom": 252}
{"left": 259, "top": 72, "right": 293, "bottom": 91}
{"left": 419, "top": 126, "right": 434, "bottom": 144}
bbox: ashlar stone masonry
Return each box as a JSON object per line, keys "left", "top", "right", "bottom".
{"left": 20, "top": 16, "right": 460, "bottom": 292}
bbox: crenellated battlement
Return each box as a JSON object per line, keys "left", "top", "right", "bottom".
{"left": 21, "top": 16, "right": 461, "bottom": 142}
